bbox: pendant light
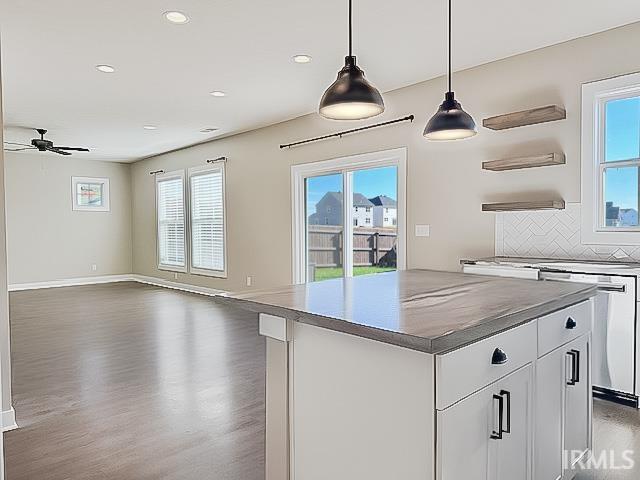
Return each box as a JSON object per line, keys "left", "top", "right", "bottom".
{"left": 319, "top": 0, "right": 384, "bottom": 120}
{"left": 423, "top": 0, "right": 477, "bottom": 140}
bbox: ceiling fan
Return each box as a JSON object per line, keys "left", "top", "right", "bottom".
{"left": 3, "top": 129, "right": 90, "bottom": 156}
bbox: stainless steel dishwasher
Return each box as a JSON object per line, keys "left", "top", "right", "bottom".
{"left": 540, "top": 271, "right": 636, "bottom": 403}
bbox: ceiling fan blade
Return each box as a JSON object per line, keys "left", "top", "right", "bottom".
{"left": 4, "top": 147, "right": 36, "bottom": 152}
{"left": 3, "top": 141, "right": 32, "bottom": 147}
{"left": 55, "top": 147, "right": 90, "bottom": 152}
{"left": 47, "top": 147, "right": 72, "bottom": 156}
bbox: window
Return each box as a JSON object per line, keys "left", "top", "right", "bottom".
{"left": 384, "top": 217, "right": 389, "bottom": 222}
{"left": 156, "top": 171, "right": 186, "bottom": 270}
{"left": 365, "top": 218, "right": 371, "bottom": 224}
{"left": 189, "top": 164, "right": 227, "bottom": 277}
{"left": 582, "top": 72, "right": 640, "bottom": 244}
{"left": 353, "top": 219, "right": 358, "bottom": 226}
{"left": 366, "top": 207, "right": 371, "bottom": 213}
{"left": 72, "top": 177, "right": 110, "bottom": 212}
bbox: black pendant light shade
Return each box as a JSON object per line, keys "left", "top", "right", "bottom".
{"left": 319, "top": 0, "right": 384, "bottom": 120}
{"left": 319, "top": 56, "right": 385, "bottom": 120}
{"left": 423, "top": 0, "right": 476, "bottom": 140}
{"left": 423, "top": 91, "right": 477, "bottom": 140}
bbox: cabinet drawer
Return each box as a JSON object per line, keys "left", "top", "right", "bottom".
{"left": 537, "top": 301, "right": 592, "bottom": 357}
{"left": 435, "top": 321, "right": 537, "bottom": 410}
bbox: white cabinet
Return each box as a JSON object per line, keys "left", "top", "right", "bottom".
{"left": 535, "top": 334, "right": 592, "bottom": 480}
{"left": 535, "top": 347, "right": 565, "bottom": 480}
{"left": 437, "top": 364, "right": 533, "bottom": 480}
{"left": 564, "top": 335, "right": 592, "bottom": 471}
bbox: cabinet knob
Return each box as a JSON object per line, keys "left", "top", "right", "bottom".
{"left": 565, "top": 317, "right": 577, "bottom": 329}
{"left": 491, "top": 348, "right": 508, "bottom": 365}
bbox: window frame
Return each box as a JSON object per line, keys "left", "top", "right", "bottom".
{"left": 291, "top": 147, "right": 407, "bottom": 285}
{"left": 155, "top": 170, "right": 187, "bottom": 273}
{"left": 187, "top": 163, "right": 228, "bottom": 278}
{"left": 581, "top": 72, "right": 640, "bottom": 245}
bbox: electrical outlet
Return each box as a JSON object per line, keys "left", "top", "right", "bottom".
{"left": 246, "top": 276, "right": 252, "bottom": 287}
{"left": 91, "top": 264, "right": 97, "bottom": 272}
{"left": 174, "top": 272, "right": 178, "bottom": 280}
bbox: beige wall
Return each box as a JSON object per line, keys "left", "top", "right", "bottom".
{"left": 1, "top": 40, "right": 9, "bottom": 470}
{"left": 131, "top": 23, "right": 640, "bottom": 292}
{"left": 4, "top": 153, "right": 132, "bottom": 285}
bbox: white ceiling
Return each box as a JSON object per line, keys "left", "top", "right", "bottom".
{"left": 1, "top": 0, "right": 639, "bottom": 162}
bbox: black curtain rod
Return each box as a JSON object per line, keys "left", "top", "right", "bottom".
{"left": 149, "top": 169, "right": 165, "bottom": 175}
{"left": 280, "top": 115, "right": 414, "bottom": 149}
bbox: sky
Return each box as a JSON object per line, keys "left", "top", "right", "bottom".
{"left": 306, "top": 166, "right": 397, "bottom": 215}
{"left": 604, "top": 96, "right": 640, "bottom": 209}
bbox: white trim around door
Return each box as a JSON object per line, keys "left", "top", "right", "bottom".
{"left": 291, "top": 147, "right": 407, "bottom": 285}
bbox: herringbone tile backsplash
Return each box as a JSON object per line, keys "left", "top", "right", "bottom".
{"left": 495, "top": 203, "right": 640, "bottom": 261}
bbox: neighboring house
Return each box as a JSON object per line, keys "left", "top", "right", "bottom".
{"left": 606, "top": 201, "right": 639, "bottom": 227}
{"left": 620, "top": 208, "right": 639, "bottom": 227}
{"left": 308, "top": 192, "right": 374, "bottom": 227}
{"left": 352, "top": 193, "right": 374, "bottom": 227}
{"left": 369, "top": 195, "right": 397, "bottom": 228}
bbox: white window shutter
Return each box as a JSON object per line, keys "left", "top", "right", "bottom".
{"left": 157, "top": 175, "right": 186, "bottom": 268}
{"left": 190, "top": 167, "right": 225, "bottom": 273}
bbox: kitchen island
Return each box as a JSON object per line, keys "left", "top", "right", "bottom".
{"left": 218, "top": 270, "right": 597, "bottom": 480}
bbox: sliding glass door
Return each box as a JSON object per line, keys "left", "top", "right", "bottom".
{"left": 306, "top": 174, "right": 344, "bottom": 282}
{"left": 298, "top": 150, "right": 403, "bottom": 284}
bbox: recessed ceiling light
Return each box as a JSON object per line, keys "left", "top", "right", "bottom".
{"left": 96, "top": 64, "right": 115, "bottom": 73}
{"left": 164, "top": 11, "right": 189, "bottom": 24}
{"left": 293, "top": 54, "right": 312, "bottom": 64}
{"left": 200, "top": 128, "right": 218, "bottom": 134}
{"left": 143, "top": 125, "right": 158, "bottom": 130}
{"left": 209, "top": 91, "right": 226, "bottom": 97}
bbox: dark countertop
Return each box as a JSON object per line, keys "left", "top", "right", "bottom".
{"left": 217, "top": 269, "right": 596, "bottom": 354}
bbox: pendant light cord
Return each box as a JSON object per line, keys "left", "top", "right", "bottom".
{"left": 448, "top": 0, "right": 452, "bottom": 92}
{"left": 349, "top": 0, "right": 353, "bottom": 57}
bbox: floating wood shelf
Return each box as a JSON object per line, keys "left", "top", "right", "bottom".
{"left": 483, "top": 105, "right": 566, "bottom": 130}
{"left": 482, "top": 153, "right": 565, "bottom": 171}
{"left": 482, "top": 200, "right": 566, "bottom": 212}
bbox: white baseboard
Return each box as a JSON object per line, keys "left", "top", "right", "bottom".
{"left": 9, "top": 274, "right": 135, "bottom": 292}
{"left": 132, "top": 275, "right": 226, "bottom": 297}
{"left": 8, "top": 274, "right": 227, "bottom": 297}
{"left": 2, "top": 407, "right": 18, "bottom": 432}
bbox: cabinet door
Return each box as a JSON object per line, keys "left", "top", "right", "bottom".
{"left": 437, "top": 364, "right": 533, "bottom": 480}
{"left": 564, "top": 335, "right": 592, "bottom": 471}
{"left": 535, "top": 348, "right": 565, "bottom": 480}
{"left": 495, "top": 365, "right": 533, "bottom": 480}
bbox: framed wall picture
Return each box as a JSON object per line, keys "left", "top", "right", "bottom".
{"left": 72, "top": 176, "right": 110, "bottom": 212}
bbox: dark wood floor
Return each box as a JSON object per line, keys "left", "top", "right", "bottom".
{"left": 4, "top": 282, "right": 265, "bottom": 480}
{"left": 3, "top": 282, "right": 640, "bottom": 479}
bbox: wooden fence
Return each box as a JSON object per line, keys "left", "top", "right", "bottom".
{"left": 307, "top": 225, "right": 397, "bottom": 268}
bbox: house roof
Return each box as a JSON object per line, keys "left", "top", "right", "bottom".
{"left": 369, "top": 195, "right": 397, "bottom": 207}
{"left": 318, "top": 192, "right": 374, "bottom": 207}
{"left": 353, "top": 193, "right": 374, "bottom": 207}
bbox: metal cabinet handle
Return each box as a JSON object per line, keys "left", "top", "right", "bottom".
{"left": 565, "top": 317, "right": 577, "bottom": 329}
{"left": 566, "top": 350, "right": 581, "bottom": 385}
{"left": 491, "top": 348, "right": 508, "bottom": 365}
{"left": 596, "top": 284, "right": 626, "bottom": 293}
{"left": 490, "top": 394, "right": 504, "bottom": 440}
{"left": 500, "top": 390, "right": 511, "bottom": 434}
{"left": 571, "top": 349, "right": 580, "bottom": 383}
